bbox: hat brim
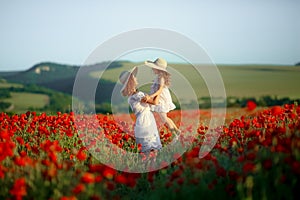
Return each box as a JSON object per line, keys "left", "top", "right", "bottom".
{"left": 144, "top": 61, "right": 169, "bottom": 73}
{"left": 120, "top": 67, "right": 138, "bottom": 93}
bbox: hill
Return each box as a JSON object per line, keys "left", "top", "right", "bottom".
{"left": 3, "top": 62, "right": 79, "bottom": 85}
{"left": 2, "top": 61, "right": 124, "bottom": 85}
{"left": 0, "top": 61, "right": 126, "bottom": 113}
{"left": 1, "top": 61, "right": 124, "bottom": 102}
{"left": 1, "top": 61, "right": 300, "bottom": 114}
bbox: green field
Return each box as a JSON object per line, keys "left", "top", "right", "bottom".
{"left": 0, "top": 82, "right": 23, "bottom": 88}
{"left": 1, "top": 62, "right": 299, "bottom": 113}
{"left": 90, "top": 63, "right": 300, "bottom": 100}
{"left": 218, "top": 65, "right": 300, "bottom": 99}
{"left": 2, "top": 92, "right": 49, "bottom": 113}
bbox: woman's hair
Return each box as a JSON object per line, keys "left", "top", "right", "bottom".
{"left": 157, "top": 70, "right": 171, "bottom": 86}
{"left": 121, "top": 74, "right": 136, "bottom": 96}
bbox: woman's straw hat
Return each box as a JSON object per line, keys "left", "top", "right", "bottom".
{"left": 119, "top": 66, "right": 138, "bottom": 93}
{"left": 144, "top": 58, "right": 169, "bottom": 73}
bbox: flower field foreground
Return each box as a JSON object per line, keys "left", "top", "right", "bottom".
{"left": 0, "top": 104, "right": 300, "bottom": 199}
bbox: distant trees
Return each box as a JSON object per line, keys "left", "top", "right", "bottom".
{"left": 0, "top": 89, "right": 12, "bottom": 110}
{"left": 0, "top": 89, "right": 11, "bottom": 98}
{"left": 0, "top": 84, "right": 73, "bottom": 113}
{"left": 0, "top": 102, "right": 11, "bottom": 110}
{"left": 197, "top": 95, "right": 300, "bottom": 109}
{"left": 1, "top": 83, "right": 300, "bottom": 114}
{"left": 0, "top": 88, "right": 11, "bottom": 111}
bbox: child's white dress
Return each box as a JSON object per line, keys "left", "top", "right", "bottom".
{"left": 128, "top": 91, "right": 162, "bottom": 153}
{"left": 150, "top": 76, "right": 176, "bottom": 113}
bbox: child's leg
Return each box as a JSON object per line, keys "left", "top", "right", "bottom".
{"left": 159, "top": 113, "right": 180, "bottom": 142}
{"left": 158, "top": 112, "right": 179, "bottom": 131}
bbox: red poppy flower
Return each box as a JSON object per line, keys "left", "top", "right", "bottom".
{"left": 76, "top": 149, "right": 87, "bottom": 161}
{"left": 122, "top": 172, "right": 140, "bottom": 188}
{"left": 95, "top": 175, "right": 103, "bottom": 183}
{"left": 114, "top": 174, "right": 127, "bottom": 184}
{"left": 103, "top": 167, "right": 117, "bottom": 180}
{"left": 292, "top": 161, "right": 300, "bottom": 174}
{"left": 81, "top": 172, "right": 95, "bottom": 184}
{"left": 271, "top": 106, "right": 283, "bottom": 116}
{"left": 88, "top": 163, "right": 104, "bottom": 173}
{"left": 216, "top": 166, "right": 226, "bottom": 177}
{"left": 105, "top": 182, "right": 115, "bottom": 191}
{"left": 170, "top": 169, "right": 183, "bottom": 181}
{"left": 165, "top": 181, "right": 173, "bottom": 188}
{"left": 246, "top": 152, "right": 256, "bottom": 161}
{"left": 228, "top": 170, "right": 239, "bottom": 181}
{"left": 262, "top": 159, "right": 272, "bottom": 170}
{"left": 225, "top": 184, "right": 236, "bottom": 196}
{"left": 242, "top": 162, "right": 255, "bottom": 173}
{"left": 72, "top": 183, "right": 85, "bottom": 194}
{"left": 186, "top": 146, "right": 200, "bottom": 159}
{"left": 177, "top": 177, "right": 184, "bottom": 185}
{"left": 14, "top": 156, "right": 26, "bottom": 166}
{"left": 0, "top": 129, "right": 10, "bottom": 141}
{"left": 147, "top": 171, "right": 157, "bottom": 183}
{"left": 10, "top": 178, "right": 27, "bottom": 198}
{"left": 60, "top": 196, "right": 77, "bottom": 200}
{"left": 0, "top": 165, "right": 7, "bottom": 179}
{"left": 15, "top": 136, "right": 24, "bottom": 145}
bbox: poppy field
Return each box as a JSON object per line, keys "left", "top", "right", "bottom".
{"left": 0, "top": 103, "right": 300, "bottom": 200}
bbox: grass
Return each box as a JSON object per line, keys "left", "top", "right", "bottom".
{"left": 218, "top": 65, "right": 300, "bottom": 99}
{"left": 2, "top": 92, "right": 49, "bottom": 113}
{"left": 90, "top": 63, "right": 300, "bottom": 100}
{"left": 89, "top": 62, "right": 141, "bottom": 80}
{"left": 0, "top": 82, "right": 23, "bottom": 88}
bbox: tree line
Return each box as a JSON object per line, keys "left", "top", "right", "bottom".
{"left": 1, "top": 85, "right": 299, "bottom": 114}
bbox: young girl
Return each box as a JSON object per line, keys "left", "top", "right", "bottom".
{"left": 144, "top": 58, "right": 181, "bottom": 137}
{"left": 119, "top": 66, "right": 162, "bottom": 154}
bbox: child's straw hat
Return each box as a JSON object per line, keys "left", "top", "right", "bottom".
{"left": 144, "top": 58, "right": 169, "bottom": 73}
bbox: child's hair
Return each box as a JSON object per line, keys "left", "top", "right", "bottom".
{"left": 121, "top": 74, "right": 136, "bottom": 96}
{"left": 157, "top": 70, "right": 171, "bottom": 87}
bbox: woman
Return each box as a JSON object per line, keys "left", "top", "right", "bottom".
{"left": 119, "top": 67, "right": 162, "bottom": 153}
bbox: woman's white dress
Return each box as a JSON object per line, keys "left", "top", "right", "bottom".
{"left": 128, "top": 91, "right": 162, "bottom": 152}
{"left": 150, "top": 76, "right": 176, "bottom": 113}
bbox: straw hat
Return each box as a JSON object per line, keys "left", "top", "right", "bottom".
{"left": 119, "top": 66, "right": 138, "bottom": 93}
{"left": 144, "top": 58, "right": 169, "bottom": 73}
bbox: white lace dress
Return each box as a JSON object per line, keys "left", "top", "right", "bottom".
{"left": 128, "top": 91, "right": 162, "bottom": 152}
{"left": 150, "top": 76, "right": 176, "bottom": 113}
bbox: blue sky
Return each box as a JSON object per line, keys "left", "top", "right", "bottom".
{"left": 0, "top": 0, "right": 299, "bottom": 71}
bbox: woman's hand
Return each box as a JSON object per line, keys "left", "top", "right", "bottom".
{"left": 141, "top": 95, "right": 150, "bottom": 103}
{"left": 141, "top": 94, "right": 158, "bottom": 105}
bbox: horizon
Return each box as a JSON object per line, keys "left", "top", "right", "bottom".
{"left": 0, "top": 60, "right": 298, "bottom": 73}
{"left": 1, "top": 0, "right": 299, "bottom": 71}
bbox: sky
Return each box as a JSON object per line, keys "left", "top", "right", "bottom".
{"left": 0, "top": 0, "right": 299, "bottom": 71}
